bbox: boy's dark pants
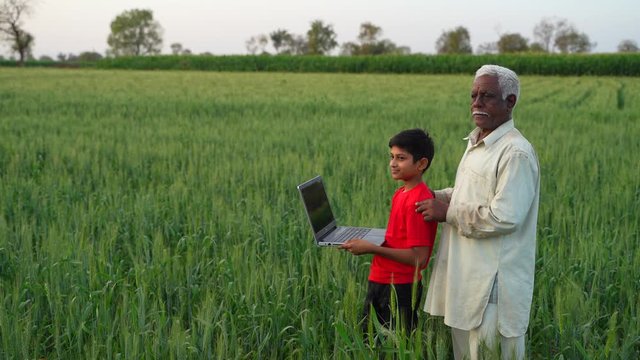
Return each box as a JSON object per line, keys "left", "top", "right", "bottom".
{"left": 361, "top": 281, "right": 423, "bottom": 336}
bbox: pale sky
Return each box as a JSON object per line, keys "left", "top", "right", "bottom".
{"left": 3, "top": 0, "right": 639, "bottom": 58}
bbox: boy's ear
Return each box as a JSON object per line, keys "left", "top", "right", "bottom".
{"left": 418, "top": 157, "right": 429, "bottom": 171}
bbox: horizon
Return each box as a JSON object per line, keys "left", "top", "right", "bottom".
{"left": 1, "top": 0, "right": 638, "bottom": 59}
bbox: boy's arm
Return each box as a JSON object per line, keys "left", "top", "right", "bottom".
{"left": 339, "top": 240, "right": 431, "bottom": 267}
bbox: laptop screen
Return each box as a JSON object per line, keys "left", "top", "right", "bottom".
{"left": 299, "top": 178, "right": 335, "bottom": 233}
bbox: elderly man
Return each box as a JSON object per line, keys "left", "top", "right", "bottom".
{"left": 417, "top": 65, "right": 539, "bottom": 360}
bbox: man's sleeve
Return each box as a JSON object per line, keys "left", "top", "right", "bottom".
{"left": 434, "top": 188, "right": 453, "bottom": 204}
{"left": 446, "top": 150, "right": 539, "bottom": 239}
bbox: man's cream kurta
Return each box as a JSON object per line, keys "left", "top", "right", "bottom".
{"left": 423, "top": 119, "right": 540, "bottom": 337}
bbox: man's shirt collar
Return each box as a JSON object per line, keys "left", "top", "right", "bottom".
{"left": 464, "top": 119, "right": 515, "bottom": 147}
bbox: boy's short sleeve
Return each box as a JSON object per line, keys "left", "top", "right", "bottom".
{"left": 405, "top": 187, "right": 437, "bottom": 248}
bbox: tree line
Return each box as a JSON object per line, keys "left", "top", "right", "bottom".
{"left": 1, "top": 1, "right": 639, "bottom": 66}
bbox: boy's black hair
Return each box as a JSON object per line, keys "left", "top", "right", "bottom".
{"left": 388, "top": 128, "right": 435, "bottom": 173}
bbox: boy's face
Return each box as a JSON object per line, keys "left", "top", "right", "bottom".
{"left": 389, "top": 146, "right": 427, "bottom": 182}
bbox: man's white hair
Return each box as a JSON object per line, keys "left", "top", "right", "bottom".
{"left": 475, "top": 65, "right": 520, "bottom": 104}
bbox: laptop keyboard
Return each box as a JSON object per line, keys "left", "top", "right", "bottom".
{"left": 333, "top": 227, "right": 371, "bottom": 243}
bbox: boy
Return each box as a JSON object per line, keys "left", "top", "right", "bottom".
{"left": 340, "top": 128, "right": 438, "bottom": 336}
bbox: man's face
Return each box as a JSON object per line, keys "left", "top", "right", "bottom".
{"left": 470, "top": 75, "right": 515, "bottom": 132}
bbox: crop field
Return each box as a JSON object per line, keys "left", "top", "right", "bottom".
{"left": 0, "top": 68, "right": 639, "bottom": 359}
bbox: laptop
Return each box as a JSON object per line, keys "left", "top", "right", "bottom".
{"left": 297, "top": 175, "right": 386, "bottom": 246}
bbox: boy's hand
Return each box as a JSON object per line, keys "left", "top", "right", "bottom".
{"left": 416, "top": 198, "right": 448, "bottom": 222}
{"left": 339, "top": 239, "right": 375, "bottom": 255}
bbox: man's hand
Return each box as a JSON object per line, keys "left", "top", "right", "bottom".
{"left": 416, "top": 198, "right": 449, "bottom": 222}
{"left": 339, "top": 239, "right": 376, "bottom": 255}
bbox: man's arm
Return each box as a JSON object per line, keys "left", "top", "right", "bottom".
{"left": 432, "top": 151, "right": 538, "bottom": 238}
{"left": 416, "top": 188, "right": 453, "bottom": 222}
{"left": 451, "top": 150, "right": 538, "bottom": 238}
{"left": 434, "top": 188, "right": 453, "bottom": 204}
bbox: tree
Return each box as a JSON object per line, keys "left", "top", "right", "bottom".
{"left": 435, "top": 26, "right": 472, "bottom": 54}
{"left": 341, "top": 22, "right": 380, "bottom": 56}
{"left": 376, "top": 39, "right": 410, "bottom": 55}
{"left": 306, "top": 19, "right": 337, "bottom": 55}
{"left": 107, "top": 9, "right": 163, "bottom": 57}
{"left": 245, "top": 34, "right": 268, "bottom": 55}
{"left": 340, "top": 22, "right": 409, "bottom": 56}
{"left": 268, "top": 29, "right": 310, "bottom": 55}
{"left": 532, "top": 17, "right": 564, "bottom": 52}
{"left": 529, "top": 42, "right": 546, "bottom": 53}
{"left": 289, "top": 34, "right": 308, "bottom": 55}
{"left": 170, "top": 42, "right": 182, "bottom": 55}
{"left": 339, "top": 42, "right": 358, "bottom": 56}
{"left": 0, "top": 0, "right": 35, "bottom": 65}
{"left": 11, "top": 27, "right": 32, "bottom": 60}
{"left": 77, "top": 51, "right": 103, "bottom": 61}
{"left": 554, "top": 26, "right": 594, "bottom": 53}
{"left": 497, "top": 33, "right": 529, "bottom": 53}
{"left": 270, "top": 29, "right": 293, "bottom": 54}
{"left": 170, "top": 42, "right": 191, "bottom": 55}
{"left": 533, "top": 17, "right": 594, "bottom": 53}
{"left": 617, "top": 39, "right": 639, "bottom": 53}
{"left": 357, "top": 22, "right": 382, "bottom": 45}
{"left": 476, "top": 42, "right": 498, "bottom": 55}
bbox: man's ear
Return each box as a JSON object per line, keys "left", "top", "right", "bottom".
{"left": 506, "top": 94, "right": 517, "bottom": 110}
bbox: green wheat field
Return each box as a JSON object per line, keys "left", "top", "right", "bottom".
{"left": 1, "top": 68, "right": 639, "bottom": 359}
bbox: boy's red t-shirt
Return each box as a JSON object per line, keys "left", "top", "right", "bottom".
{"left": 368, "top": 181, "right": 437, "bottom": 284}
